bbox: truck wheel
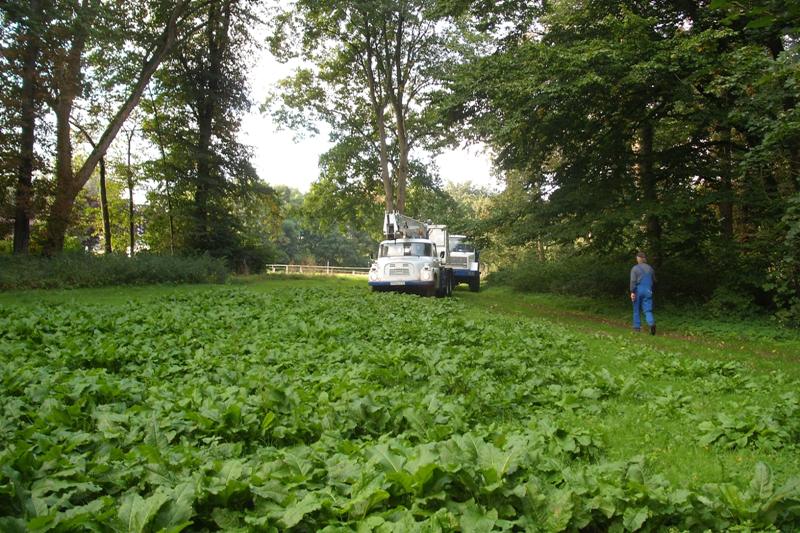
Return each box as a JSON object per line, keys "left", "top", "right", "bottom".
{"left": 469, "top": 276, "right": 480, "bottom": 292}
{"left": 435, "top": 273, "right": 446, "bottom": 298}
{"left": 427, "top": 277, "right": 438, "bottom": 297}
{"left": 438, "top": 271, "right": 453, "bottom": 298}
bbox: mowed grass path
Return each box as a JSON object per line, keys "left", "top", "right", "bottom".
{"left": 2, "top": 275, "right": 799, "bottom": 530}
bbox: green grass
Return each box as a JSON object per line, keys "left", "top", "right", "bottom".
{"left": 0, "top": 253, "right": 228, "bottom": 290}
{"left": 2, "top": 276, "right": 799, "bottom": 529}
{"left": 457, "top": 283, "right": 800, "bottom": 485}
{"left": 461, "top": 285, "right": 800, "bottom": 361}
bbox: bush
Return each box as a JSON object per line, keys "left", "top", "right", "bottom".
{"left": 498, "top": 254, "right": 627, "bottom": 299}
{"left": 494, "top": 252, "right": 722, "bottom": 304}
{"left": 0, "top": 253, "right": 228, "bottom": 290}
{"left": 228, "top": 244, "right": 276, "bottom": 275}
{"left": 703, "top": 286, "right": 758, "bottom": 320}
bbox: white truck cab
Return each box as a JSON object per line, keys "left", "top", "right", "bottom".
{"left": 368, "top": 213, "right": 454, "bottom": 297}
{"left": 448, "top": 235, "right": 481, "bottom": 292}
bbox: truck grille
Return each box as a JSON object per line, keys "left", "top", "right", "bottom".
{"left": 449, "top": 256, "right": 469, "bottom": 267}
{"left": 387, "top": 263, "right": 412, "bottom": 276}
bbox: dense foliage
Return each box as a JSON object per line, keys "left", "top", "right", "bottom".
{"left": 0, "top": 254, "right": 227, "bottom": 290}
{"left": 1, "top": 284, "right": 798, "bottom": 530}
{"left": 438, "top": 0, "right": 800, "bottom": 320}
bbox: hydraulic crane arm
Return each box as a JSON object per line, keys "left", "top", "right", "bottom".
{"left": 384, "top": 211, "right": 428, "bottom": 239}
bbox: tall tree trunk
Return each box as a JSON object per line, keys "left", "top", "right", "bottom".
{"left": 13, "top": 0, "right": 40, "bottom": 254}
{"left": 193, "top": 1, "right": 225, "bottom": 249}
{"left": 148, "top": 88, "right": 175, "bottom": 254}
{"left": 43, "top": 0, "right": 187, "bottom": 254}
{"left": 394, "top": 104, "right": 409, "bottom": 214}
{"left": 375, "top": 102, "right": 393, "bottom": 214}
{"left": 360, "top": 15, "right": 393, "bottom": 213}
{"left": 98, "top": 157, "right": 112, "bottom": 253}
{"left": 46, "top": 89, "right": 82, "bottom": 254}
{"left": 389, "top": 10, "right": 408, "bottom": 214}
{"left": 74, "top": 123, "right": 112, "bottom": 253}
{"left": 126, "top": 128, "right": 136, "bottom": 255}
{"left": 194, "top": 100, "right": 213, "bottom": 247}
{"left": 718, "top": 130, "right": 735, "bottom": 243}
{"left": 639, "top": 121, "right": 662, "bottom": 266}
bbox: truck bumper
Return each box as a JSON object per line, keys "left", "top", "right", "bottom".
{"left": 453, "top": 269, "right": 479, "bottom": 280}
{"left": 369, "top": 280, "right": 435, "bottom": 287}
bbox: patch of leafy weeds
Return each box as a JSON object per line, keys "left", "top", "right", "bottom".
{"left": 1, "top": 286, "right": 799, "bottom": 531}
{"left": 697, "top": 393, "right": 800, "bottom": 451}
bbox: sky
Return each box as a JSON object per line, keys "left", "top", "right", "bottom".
{"left": 238, "top": 46, "right": 501, "bottom": 194}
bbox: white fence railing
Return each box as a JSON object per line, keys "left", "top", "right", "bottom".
{"left": 265, "top": 264, "right": 370, "bottom": 276}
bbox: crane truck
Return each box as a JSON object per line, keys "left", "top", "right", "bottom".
{"left": 368, "top": 212, "right": 455, "bottom": 297}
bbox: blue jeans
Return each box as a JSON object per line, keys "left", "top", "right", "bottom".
{"left": 633, "top": 289, "right": 654, "bottom": 330}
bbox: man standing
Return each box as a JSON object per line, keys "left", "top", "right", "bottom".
{"left": 630, "top": 251, "right": 656, "bottom": 335}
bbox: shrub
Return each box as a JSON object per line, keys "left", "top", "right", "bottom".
{"left": 0, "top": 253, "right": 228, "bottom": 290}
{"left": 228, "top": 244, "right": 276, "bottom": 275}
{"left": 703, "top": 286, "right": 758, "bottom": 319}
{"left": 494, "top": 252, "right": 722, "bottom": 304}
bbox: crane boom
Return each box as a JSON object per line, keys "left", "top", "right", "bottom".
{"left": 383, "top": 211, "right": 428, "bottom": 239}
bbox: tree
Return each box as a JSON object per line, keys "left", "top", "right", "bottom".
{"left": 271, "top": 186, "right": 375, "bottom": 267}
{"left": 438, "top": 0, "right": 800, "bottom": 308}
{"left": 2, "top": 0, "right": 43, "bottom": 254}
{"left": 141, "top": 0, "right": 277, "bottom": 268}
{"left": 33, "top": 0, "right": 196, "bottom": 254}
{"left": 270, "top": 0, "right": 452, "bottom": 215}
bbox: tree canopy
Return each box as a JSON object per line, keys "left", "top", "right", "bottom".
{"left": 2, "top": 0, "right": 799, "bottom": 318}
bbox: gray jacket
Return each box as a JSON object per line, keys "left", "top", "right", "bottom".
{"left": 630, "top": 263, "right": 656, "bottom": 292}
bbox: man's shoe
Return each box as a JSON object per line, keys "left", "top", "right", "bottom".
{"left": 633, "top": 328, "right": 641, "bottom": 333}
{"left": 650, "top": 325, "right": 656, "bottom": 336}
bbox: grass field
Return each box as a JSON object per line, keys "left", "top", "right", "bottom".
{"left": 1, "top": 276, "right": 799, "bottom": 531}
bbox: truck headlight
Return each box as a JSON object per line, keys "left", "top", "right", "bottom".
{"left": 368, "top": 265, "right": 379, "bottom": 281}
{"left": 420, "top": 264, "right": 432, "bottom": 281}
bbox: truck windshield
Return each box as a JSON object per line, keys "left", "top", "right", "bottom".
{"left": 380, "top": 242, "right": 433, "bottom": 257}
{"left": 449, "top": 238, "right": 475, "bottom": 253}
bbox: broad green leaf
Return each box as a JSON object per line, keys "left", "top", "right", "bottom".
{"left": 369, "top": 443, "right": 406, "bottom": 474}
{"left": 152, "top": 482, "right": 196, "bottom": 531}
{"left": 622, "top": 507, "right": 648, "bottom": 531}
{"left": 342, "top": 474, "right": 391, "bottom": 519}
{"left": 117, "top": 490, "right": 170, "bottom": 533}
{"left": 281, "top": 493, "right": 322, "bottom": 528}
{"left": 212, "top": 508, "right": 244, "bottom": 530}
{"left": 546, "top": 489, "right": 573, "bottom": 531}
{"left": 458, "top": 501, "right": 497, "bottom": 533}
{"left": 261, "top": 411, "right": 276, "bottom": 432}
{"left": 749, "top": 462, "right": 773, "bottom": 501}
